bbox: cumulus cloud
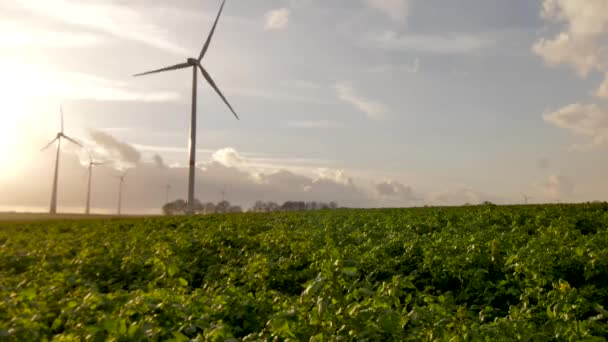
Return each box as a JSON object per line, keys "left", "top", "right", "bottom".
{"left": 365, "top": 0, "right": 409, "bottom": 22}
{"left": 543, "top": 103, "right": 608, "bottom": 150}
{"left": 89, "top": 130, "right": 141, "bottom": 167}
{"left": 314, "top": 168, "right": 352, "bottom": 186}
{"left": 211, "top": 147, "right": 246, "bottom": 168}
{"left": 333, "top": 82, "right": 388, "bottom": 120}
{"left": 534, "top": 0, "right": 608, "bottom": 75}
{"left": 534, "top": 1, "right": 608, "bottom": 147}
{"left": 265, "top": 8, "right": 290, "bottom": 30}
{"left": 1, "top": 140, "right": 390, "bottom": 213}
{"left": 536, "top": 174, "right": 575, "bottom": 200}
{"left": 375, "top": 180, "right": 417, "bottom": 201}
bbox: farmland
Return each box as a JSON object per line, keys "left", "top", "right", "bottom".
{"left": 1, "top": 204, "right": 608, "bottom": 341}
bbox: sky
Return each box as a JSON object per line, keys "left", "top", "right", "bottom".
{"left": 1, "top": 0, "right": 608, "bottom": 214}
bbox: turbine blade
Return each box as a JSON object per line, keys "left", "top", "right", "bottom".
{"left": 198, "top": 65, "right": 239, "bottom": 120}
{"left": 133, "top": 62, "right": 191, "bottom": 77}
{"left": 41, "top": 137, "right": 59, "bottom": 151}
{"left": 62, "top": 135, "right": 84, "bottom": 148}
{"left": 199, "top": 0, "right": 226, "bottom": 61}
{"left": 60, "top": 106, "right": 64, "bottom": 133}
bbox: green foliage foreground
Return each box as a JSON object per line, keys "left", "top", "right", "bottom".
{"left": 2, "top": 204, "right": 608, "bottom": 341}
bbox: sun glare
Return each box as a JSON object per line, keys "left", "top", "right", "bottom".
{"left": 0, "top": 99, "right": 23, "bottom": 175}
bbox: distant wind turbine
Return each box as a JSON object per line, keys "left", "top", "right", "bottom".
{"left": 134, "top": 0, "right": 239, "bottom": 212}
{"left": 85, "top": 151, "right": 106, "bottom": 215}
{"left": 115, "top": 171, "right": 128, "bottom": 216}
{"left": 41, "top": 106, "right": 83, "bottom": 215}
{"left": 522, "top": 194, "right": 532, "bottom": 205}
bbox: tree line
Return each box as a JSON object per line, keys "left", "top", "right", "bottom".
{"left": 162, "top": 199, "right": 339, "bottom": 215}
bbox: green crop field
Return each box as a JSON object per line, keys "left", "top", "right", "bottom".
{"left": 2, "top": 204, "right": 608, "bottom": 341}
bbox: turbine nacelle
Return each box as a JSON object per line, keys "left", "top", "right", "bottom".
{"left": 187, "top": 58, "right": 199, "bottom": 66}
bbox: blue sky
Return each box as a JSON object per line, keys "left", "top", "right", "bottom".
{"left": 1, "top": 0, "right": 608, "bottom": 213}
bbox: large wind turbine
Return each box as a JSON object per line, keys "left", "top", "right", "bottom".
{"left": 116, "top": 172, "right": 127, "bottom": 216}
{"left": 84, "top": 151, "right": 106, "bottom": 215}
{"left": 134, "top": 0, "right": 239, "bottom": 211}
{"left": 41, "top": 107, "right": 83, "bottom": 214}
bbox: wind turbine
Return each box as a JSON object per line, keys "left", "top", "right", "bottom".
{"left": 115, "top": 171, "right": 127, "bottom": 216}
{"left": 522, "top": 194, "right": 532, "bottom": 205}
{"left": 84, "top": 151, "right": 106, "bottom": 215}
{"left": 41, "top": 106, "right": 83, "bottom": 215}
{"left": 134, "top": 0, "right": 239, "bottom": 212}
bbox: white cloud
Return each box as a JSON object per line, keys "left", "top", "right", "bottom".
{"left": 365, "top": 0, "right": 409, "bottom": 22}
{"left": 375, "top": 180, "right": 417, "bottom": 201}
{"left": 596, "top": 74, "right": 608, "bottom": 99}
{"left": 265, "top": 8, "right": 291, "bottom": 30}
{"left": 543, "top": 103, "right": 608, "bottom": 150}
{"left": 314, "top": 168, "right": 352, "bottom": 186}
{"left": 0, "top": 59, "right": 180, "bottom": 102}
{"left": 0, "top": 144, "right": 379, "bottom": 212}
{"left": 211, "top": 147, "right": 246, "bottom": 168}
{"left": 333, "top": 82, "right": 388, "bottom": 120}
{"left": 534, "top": 0, "right": 608, "bottom": 83}
{"left": 536, "top": 174, "right": 575, "bottom": 200}
{"left": 533, "top": 33, "right": 607, "bottom": 77}
{"left": 10, "top": 0, "right": 187, "bottom": 54}
{"left": 535, "top": 1, "right": 608, "bottom": 145}
{"left": 368, "top": 30, "right": 488, "bottom": 54}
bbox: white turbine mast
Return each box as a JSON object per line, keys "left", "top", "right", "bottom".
{"left": 134, "top": 0, "right": 239, "bottom": 213}
{"left": 41, "top": 106, "right": 83, "bottom": 215}
{"left": 115, "top": 171, "right": 128, "bottom": 216}
{"left": 84, "top": 150, "right": 107, "bottom": 215}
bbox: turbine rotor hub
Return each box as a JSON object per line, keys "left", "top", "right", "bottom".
{"left": 187, "top": 58, "right": 199, "bottom": 65}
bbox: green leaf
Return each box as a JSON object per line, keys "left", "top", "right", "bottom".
{"left": 103, "top": 319, "right": 118, "bottom": 334}
{"left": 342, "top": 267, "right": 359, "bottom": 277}
{"left": 20, "top": 287, "right": 36, "bottom": 300}
{"left": 168, "top": 263, "right": 179, "bottom": 277}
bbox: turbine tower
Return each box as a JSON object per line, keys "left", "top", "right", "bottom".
{"left": 85, "top": 151, "right": 106, "bottom": 215}
{"left": 116, "top": 172, "right": 127, "bottom": 216}
{"left": 41, "top": 106, "right": 83, "bottom": 214}
{"left": 134, "top": 0, "right": 239, "bottom": 212}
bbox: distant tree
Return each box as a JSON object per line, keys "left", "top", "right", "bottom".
{"left": 215, "top": 200, "right": 231, "bottom": 214}
{"left": 266, "top": 201, "right": 280, "bottom": 212}
{"left": 202, "top": 202, "right": 216, "bottom": 215}
{"left": 162, "top": 199, "right": 187, "bottom": 215}
{"left": 306, "top": 202, "right": 318, "bottom": 211}
{"left": 229, "top": 206, "right": 243, "bottom": 213}
{"left": 329, "top": 201, "right": 338, "bottom": 209}
{"left": 189, "top": 199, "right": 204, "bottom": 214}
{"left": 251, "top": 200, "right": 267, "bottom": 213}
